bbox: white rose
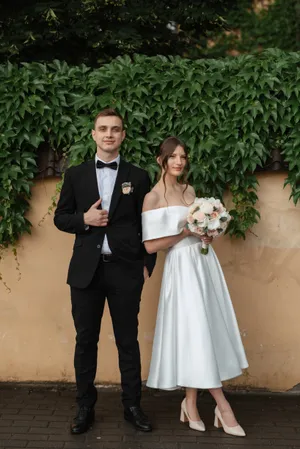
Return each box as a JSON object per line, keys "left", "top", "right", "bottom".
{"left": 207, "top": 218, "right": 221, "bottom": 230}
{"left": 189, "top": 223, "right": 198, "bottom": 233}
{"left": 200, "top": 202, "right": 214, "bottom": 214}
{"left": 189, "top": 206, "right": 198, "bottom": 215}
{"left": 202, "top": 217, "right": 209, "bottom": 228}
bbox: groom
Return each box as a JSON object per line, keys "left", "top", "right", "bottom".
{"left": 54, "top": 108, "right": 156, "bottom": 434}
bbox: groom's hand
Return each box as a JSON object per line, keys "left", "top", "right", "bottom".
{"left": 84, "top": 199, "right": 108, "bottom": 227}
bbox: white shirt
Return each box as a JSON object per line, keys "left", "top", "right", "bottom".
{"left": 95, "top": 154, "right": 120, "bottom": 254}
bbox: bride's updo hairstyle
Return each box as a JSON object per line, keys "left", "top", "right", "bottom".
{"left": 157, "top": 136, "right": 190, "bottom": 200}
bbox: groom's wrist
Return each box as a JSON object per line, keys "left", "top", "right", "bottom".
{"left": 83, "top": 213, "right": 90, "bottom": 230}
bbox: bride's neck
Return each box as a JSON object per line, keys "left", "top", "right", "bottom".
{"left": 159, "top": 173, "right": 178, "bottom": 188}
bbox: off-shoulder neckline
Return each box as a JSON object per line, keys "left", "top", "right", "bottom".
{"left": 142, "top": 205, "right": 189, "bottom": 214}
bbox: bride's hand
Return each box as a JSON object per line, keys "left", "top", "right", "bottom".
{"left": 201, "top": 235, "right": 213, "bottom": 245}
{"left": 182, "top": 227, "right": 193, "bottom": 237}
{"left": 182, "top": 228, "right": 213, "bottom": 244}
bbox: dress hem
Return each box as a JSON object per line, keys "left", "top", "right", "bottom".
{"left": 146, "top": 366, "right": 249, "bottom": 391}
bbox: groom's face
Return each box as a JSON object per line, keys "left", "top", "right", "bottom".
{"left": 92, "top": 115, "right": 125, "bottom": 157}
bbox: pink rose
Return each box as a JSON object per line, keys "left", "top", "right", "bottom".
{"left": 193, "top": 210, "right": 206, "bottom": 222}
{"left": 195, "top": 227, "right": 205, "bottom": 235}
{"left": 187, "top": 214, "right": 195, "bottom": 224}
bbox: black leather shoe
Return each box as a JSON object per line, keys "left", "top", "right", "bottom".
{"left": 70, "top": 406, "right": 95, "bottom": 435}
{"left": 124, "top": 406, "right": 152, "bottom": 432}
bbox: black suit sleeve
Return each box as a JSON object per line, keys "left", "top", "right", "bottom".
{"left": 54, "top": 168, "right": 86, "bottom": 234}
{"left": 137, "top": 171, "right": 157, "bottom": 277}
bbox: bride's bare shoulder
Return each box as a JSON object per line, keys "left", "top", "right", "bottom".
{"left": 183, "top": 184, "right": 196, "bottom": 202}
{"left": 185, "top": 184, "right": 196, "bottom": 194}
{"left": 143, "top": 189, "right": 161, "bottom": 212}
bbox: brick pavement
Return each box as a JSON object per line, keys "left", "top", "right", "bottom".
{"left": 0, "top": 385, "right": 300, "bottom": 449}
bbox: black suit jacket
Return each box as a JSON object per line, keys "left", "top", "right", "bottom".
{"left": 54, "top": 158, "right": 156, "bottom": 289}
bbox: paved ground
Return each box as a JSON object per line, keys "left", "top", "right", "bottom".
{"left": 0, "top": 386, "right": 300, "bottom": 449}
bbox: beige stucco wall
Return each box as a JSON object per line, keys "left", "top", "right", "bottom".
{"left": 0, "top": 172, "right": 299, "bottom": 391}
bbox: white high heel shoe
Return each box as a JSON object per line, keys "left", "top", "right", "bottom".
{"left": 214, "top": 406, "right": 246, "bottom": 437}
{"left": 180, "top": 398, "right": 206, "bottom": 432}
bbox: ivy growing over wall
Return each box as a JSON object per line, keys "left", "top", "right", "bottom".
{"left": 0, "top": 49, "right": 300, "bottom": 251}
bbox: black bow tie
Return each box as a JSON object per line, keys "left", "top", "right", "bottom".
{"left": 96, "top": 160, "right": 118, "bottom": 170}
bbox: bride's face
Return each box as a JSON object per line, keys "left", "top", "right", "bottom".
{"left": 166, "top": 145, "right": 187, "bottom": 177}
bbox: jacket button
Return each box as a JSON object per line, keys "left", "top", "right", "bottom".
{"left": 97, "top": 244, "right": 101, "bottom": 249}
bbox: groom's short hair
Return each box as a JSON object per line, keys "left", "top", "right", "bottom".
{"left": 94, "top": 108, "right": 124, "bottom": 129}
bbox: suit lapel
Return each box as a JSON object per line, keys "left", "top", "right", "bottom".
{"left": 109, "top": 158, "right": 130, "bottom": 219}
{"left": 85, "top": 160, "right": 102, "bottom": 207}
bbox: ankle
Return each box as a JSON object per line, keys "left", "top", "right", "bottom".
{"left": 216, "top": 398, "right": 230, "bottom": 410}
{"left": 185, "top": 396, "right": 197, "bottom": 405}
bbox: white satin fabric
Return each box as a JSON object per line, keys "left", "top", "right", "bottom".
{"left": 142, "top": 206, "right": 248, "bottom": 390}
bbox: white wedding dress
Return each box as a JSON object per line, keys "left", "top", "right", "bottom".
{"left": 142, "top": 206, "right": 248, "bottom": 390}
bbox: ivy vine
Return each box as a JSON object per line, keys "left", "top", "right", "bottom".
{"left": 0, "top": 49, "right": 300, "bottom": 256}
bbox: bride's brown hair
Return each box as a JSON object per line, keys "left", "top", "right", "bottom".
{"left": 157, "top": 136, "right": 190, "bottom": 202}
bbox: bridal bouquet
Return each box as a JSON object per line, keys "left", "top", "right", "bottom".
{"left": 186, "top": 197, "right": 231, "bottom": 255}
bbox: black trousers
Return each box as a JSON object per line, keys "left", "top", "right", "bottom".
{"left": 70, "top": 258, "right": 144, "bottom": 409}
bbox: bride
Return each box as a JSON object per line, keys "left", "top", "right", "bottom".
{"left": 142, "top": 136, "right": 248, "bottom": 437}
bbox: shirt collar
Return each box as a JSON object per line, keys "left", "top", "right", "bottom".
{"left": 95, "top": 154, "right": 120, "bottom": 166}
